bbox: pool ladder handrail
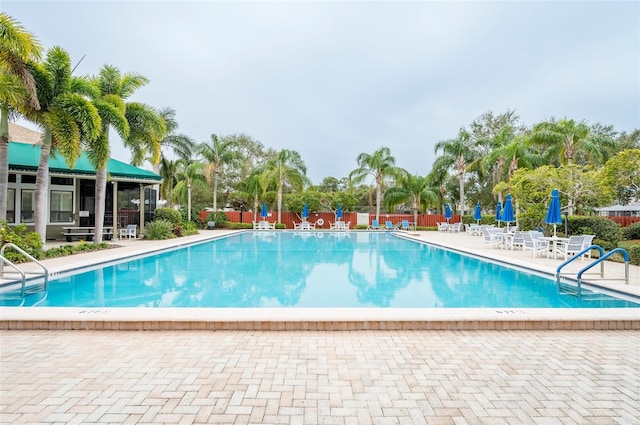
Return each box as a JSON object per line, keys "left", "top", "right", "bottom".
{"left": 0, "top": 243, "right": 49, "bottom": 298}
{"left": 555, "top": 245, "right": 630, "bottom": 297}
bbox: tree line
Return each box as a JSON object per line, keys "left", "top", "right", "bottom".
{"left": 1, "top": 13, "right": 638, "bottom": 244}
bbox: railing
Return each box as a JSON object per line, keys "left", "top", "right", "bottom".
{"left": 576, "top": 248, "right": 630, "bottom": 296}
{"left": 556, "top": 245, "right": 630, "bottom": 297}
{"left": 0, "top": 243, "right": 49, "bottom": 298}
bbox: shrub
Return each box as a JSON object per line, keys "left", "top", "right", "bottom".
{"left": 226, "top": 222, "right": 253, "bottom": 229}
{"left": 622, "top": 222, "right": 640, "bottom": 240}
{"left": 181, "top": 221, "right": 199, "bottom": 236}
{"left": 0, "top": 222, "right": 43, "bottom": 261}
{"left": 43, "top": 242, "right": 110, "bottom": 259}
{"left": 617, "top": 241, "right": 640, "bottom": 266}
{"left": 144, "top": 219, "right": 176, "bottom": 240}
{"left": 153, "top": 207, "right": 182, "bottom": 225}
{"left": 461, "top": 215, "right": 495, "bottom": 225}
{"left": 204, "top": 211, "right": 229, "bottom": 228}
{"left": 567, "top": 216, "right": 622, "bottom": 244}
{"left": 179, "top": 207, "right": 201, "bottom": 224}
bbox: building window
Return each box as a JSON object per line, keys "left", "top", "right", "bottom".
{"left": 6, "top": 188, "right": 15, "bottom": 223}
{"left": 20, "top": 190, "right": 34, "bottom": 222}
{"left": 51, "top": 177, "right": 73, "bottom": 186}
{"left": 50, "top": 190, "right": 73, "bottom": 223}
{"left": 21, "top": 175, "right": 36, "bottom": 184}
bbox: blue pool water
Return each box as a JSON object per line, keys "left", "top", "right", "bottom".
{"left": 12, "top": 231, "right": 640, "bottom": 308}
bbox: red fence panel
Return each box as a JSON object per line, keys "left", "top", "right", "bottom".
{"left": 200, "top": 211, "right": 462, "bottom": 229}
{"left": 607, "top": 216, "right": 640, "bottom": 227}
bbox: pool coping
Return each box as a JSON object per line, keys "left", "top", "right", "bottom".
{"left": 1, "top": 230, "right": 639, "bottom": 331}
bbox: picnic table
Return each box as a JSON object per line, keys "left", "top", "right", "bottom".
{"left": 62, "top": 226, "right": 114, "bottom": 242}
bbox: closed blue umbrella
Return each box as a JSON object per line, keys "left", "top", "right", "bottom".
{"left": 545, "top": 189, "right": 563, "bottom": 236}
{"left": 495, "top": 201, "right": 502, "bottom": 227}
{"left": 261, "top": 202, "right": 268, "bottom": 218}
{"left": 302, "top": 203, "right": 309, "bottom": 221}
{"left": 501, "top": 194, "right": 515, "bottom": 230}
{"left": 336, "top": 204, "right": 343, "bottom": 220}
{"left": 473, "top": 202, "right": 482, "bottom": 224}
{"left": 445, "top": 204, "right": 452, "bottom": 222}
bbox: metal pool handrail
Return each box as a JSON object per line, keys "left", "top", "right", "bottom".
{"left": 0, "top": 243, "right": 49, "bottom": 298}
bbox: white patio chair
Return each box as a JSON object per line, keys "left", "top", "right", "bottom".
{"left": 120, "top": 224, "right": 137, "bottom": 239}
{"left": 557, "top": 235, "right": 586, "bottom": 260}
{"left": 523, "top": 231, "right": 549, "bottom": 257}
{"left": 449, "top": 222, "right": 462, "bottom": 232}
{"left": 505, "top": 231, "right": 525, "bottom": 251}
{"left": 482, "top": 228, "right": 503, "bottom": 248}
{"left": 582, "top": 235, "right": 596, "bottom": 258}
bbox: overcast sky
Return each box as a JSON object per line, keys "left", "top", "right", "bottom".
{"left": 5, "top": 0, "right": 639, "bottom": 184}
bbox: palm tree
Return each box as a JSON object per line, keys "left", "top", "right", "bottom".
{"left": 529, "top": 118, "right": 615, "bottom": 165}
{"left": 258, "top": 149, "right": 309, "bottom": 223}
{"left": 122, "top": 101, "right": 166, "bottom": 168}
{"left": 349, "top": 146, "right": 398, "bottom": 223}
{"left": 433, "top": 130, "right": 475, "bottom": 215}
{"left": 0, "top": 13, "right": 42, "bottom": 220}
{"left": 153, "top": 107, "right": 194, "bottom": 175}
{"left": 384, "top": 170, "right": 437, "bottom": 226}
{"left": 234, "top": 170, "right": 265, "bottom": 223}
{"left": 85, "top": 65, "right": 149, "bottom": 243}
{"left": 486, "top": 135, "right": 541, "bottom": 183}
{"left": 158, "top": 156, "right": 179, "bottom": 206}
{"left": 22, "top": 47, "right": 101, "bottom": 243}
{"left": 198, "top": 133, "right": 242, "bottom": 213}
{"left": 173, "top": 160, "right": 207, "bottom": 221}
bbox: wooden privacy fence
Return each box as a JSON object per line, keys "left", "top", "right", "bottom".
{"left": 607, "top": 216, "right": 640, "bottom": 227}
{"left": 201, "top": 211, "right": 460, "bottom": 229}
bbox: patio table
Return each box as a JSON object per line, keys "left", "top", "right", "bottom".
{"left": 540, "top": 236, "right": 569, "bottom": 259}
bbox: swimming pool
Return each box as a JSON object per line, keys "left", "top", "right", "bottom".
{"left": 11, "top": 231, "right": 639, "bottom": 308}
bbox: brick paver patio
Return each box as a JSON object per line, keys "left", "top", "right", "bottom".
{"left": 1, "top": 329, "right": 638, "bottom": 424}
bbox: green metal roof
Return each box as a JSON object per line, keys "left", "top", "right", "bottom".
{"left": 9, "top": 142, "right": 162, "bottom": 182}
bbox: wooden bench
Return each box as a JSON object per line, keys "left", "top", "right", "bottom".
{"left": 62, "top": 227, "right": 113, "bottom": 242}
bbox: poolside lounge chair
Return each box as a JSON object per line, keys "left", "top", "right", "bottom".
{"left": 557, "top": 235, "right": 586, "bottom": 260}
{"left": 522, "top": 231, "right": 549, "bottom": 257}
{"left": 368, "top": 219, "right": 380, "bottom": 230}
{"left": 120, "top": 224, "right": 137, "bottom": 239}
{"left": 385, "top": 221, "right": 394, "bottom": 231}
{"left": 399, "top": 220, "right": 414, "bottom": 231}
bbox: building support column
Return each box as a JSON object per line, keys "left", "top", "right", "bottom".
{"left": 139, "top": 184, "right": 145, "bottom": 235}
{"left": 112, "top": 181, "right": 118, "bottom": 238}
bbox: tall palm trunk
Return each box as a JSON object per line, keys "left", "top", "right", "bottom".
{"left": 375, "top": 175, "right": 382, "bottom": 222}
{"left": 457, "top": 157, "right": 465, "bottom": 216}
{"left": 253, "top": 193, "right": 259, "bottom": 223}
{"left": 277, "top": 174, "right": 284, "bottom": 223}
{"left": 94, "top": 167, "right": 107, "bottom": 243}
{"left": 34, "top": 128, "right": 53, "bottom": 243}
{"left": 213, "top": 171, "right": 218, "bottom": 212}
{"left": 0, "top": 106, "right": 9, "bottom": 220}
{"left": 187, "top": 182, "right": 192, "bottom": 221}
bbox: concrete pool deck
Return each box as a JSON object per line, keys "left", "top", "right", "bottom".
{"left": 2, "top": 231, "right": 639, "bottom": 424}
{"left": 1, "top": 230, "right": 638, "bottom": 331}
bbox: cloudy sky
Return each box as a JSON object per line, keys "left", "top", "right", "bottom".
{"left": 5, "top": 1, "right": 639, "bottom": 184}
